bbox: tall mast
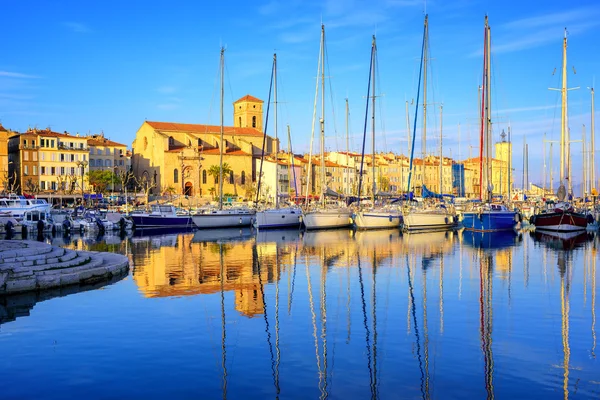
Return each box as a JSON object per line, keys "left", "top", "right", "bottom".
{"left": 422, "top": 15, "right": 429, "bottom": 192}
{"left": 486, "top": 20, "right": 492, "bottom": 201}
{"left": 439, "top": 105, "right": 443, "bottom": 193}
{"left": 560, "top": 29, "right": 567, "bottom": 185}
{"left": 371, "top": 35, "right": 377, "bottom": 203}
{"left": 479, "top": 17, "right": 488, "bottom": 201}
{"left": 320, "top": 25, "right": 326, "bottom": 206}
{"left": 583, "top": 124, "right": 587, "bottom": 196}
{"left": 345, "top": 98, "right": 350, "bottom": 196}
{"left": 590, "top": 87, "right": 596, "bottom": 192}
{"left": 219, "top": 47, "right": 224, "bottom": 210}
{"left": 274, "top": 53, "right": 279, "bottom": 209}
{"left": 405, "top": 100, "right": 411, "bottom": 193}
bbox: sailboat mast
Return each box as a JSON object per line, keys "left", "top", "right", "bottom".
{"left": 219, "top": 47, "right": 225, "bottom": 210}
{"left": 479, "top": 17, "right": 488, "bottom": 201}
{"left": 486, "top": 21, "right": 492, "bottom": 202}
{"left": 274, "top": 53, "right": 279, "bottom": 209}
{"left": 320, "top": 25, "right": 326, "bottom": 206}
{"left": 439, "top": 105, "right": 443, "bottom": 193}
{"left": 371, "top": 35, "right": 377, "bottom": 203}
{"left": 422, "top": 15, "right": 429, "bottom": 190}
{"left": 560, "top": 30, "right": 567, "bottom": 184}
{"left": 591, "top": 87, "right": 596, "bottom": 192}
{"left": 346, "top": 98, "right": 350, "bottom": 196}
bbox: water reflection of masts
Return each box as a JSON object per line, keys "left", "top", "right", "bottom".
{"left": 439, "top": 253, "right": 444, "bottom": 334}
{"left": 592, "top": 244, "right": 596, "bottom": 358}
{"left": 306, "top": 252, "right": 326, "bottom": 399}
{"left": 559, "top": 251, "right": 571, "bottom": 400}
{"left": 422, "top": 255, "right": 430, "bottom": 398}
{"left": 357, "top": 251, "right": 375, "bottom": 399}
{"left": 254, "top": 244, "right": 281, "bottom": 398}
{"left": 219, "top": 244, "right": 228, "bottom": 400}
{"left": 288, "top": 243, "right": 298, "bottom": 315}
{"left": 406, "top": 254, "right": 426, "bottom": 398}
{"left": 320, "top": 247, "right": 329, "bottom": 399}
{"left": 479, "top": 250, "right": 494, "bottom": 399}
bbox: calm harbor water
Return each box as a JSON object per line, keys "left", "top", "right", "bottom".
{"left": 1, "top": 228, "right": 598, "bottom": 399}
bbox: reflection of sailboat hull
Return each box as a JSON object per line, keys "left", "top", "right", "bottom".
{"left": 192, "top": 227, "right": 254, "bottom": 243}
{"left": 462, "top": 229, "right": 518, "bottom": 249}
{"left": 302, "top": 208, "right": 352, "bottom": 230}
{"left": 462, "top": 210, "right": 517, "bottom": 232}
{"left": 302, "top": 229, "right": 350, "bottom": 246}
{"left": 254, "top": 208, "right": 302, "bottom": 229}
{"left": 255, "top": 228, "right": 302, "bottom": 244}
{"left": 533, "top": 230, "right": 590, "bottom": 250}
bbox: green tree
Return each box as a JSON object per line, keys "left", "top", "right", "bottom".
{"left": 87, "top": 170, "right": 120, "bottom": 194}
{"left": 207, "top": 163, "right": 232, "bottom": 201}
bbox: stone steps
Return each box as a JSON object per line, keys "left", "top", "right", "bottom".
{"left": 0, "top": 240, "right": 129, "bottom": 295}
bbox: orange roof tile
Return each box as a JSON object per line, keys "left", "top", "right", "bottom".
{"left": 233, "top": 94, "right": 263, "bottom": 104}
{"left": 145, "top": 121, "right": 264, "bottom": 137}
{"left": 87, "top": 137, "right": 127, "bottom": 147}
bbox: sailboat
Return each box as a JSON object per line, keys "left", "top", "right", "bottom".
{"left": 352, "top": 35, "right": 403, "bottom": 230}
{"left": 461, "top": 17, "right": 518, "bottom": 232}
{"left": 254, "top": 53, "right": 303, "bottom": 229}
{"left": 303, "top": 25, "right": 352, "bottom": 230}
{"left": 403, "top": 15, "right": 456, "bottom": 232}
{"left": 533, "top": 29, "right": 588, "bottom": 232}
{"left": 192, "top": 47, "right": 256, "bottom": 229}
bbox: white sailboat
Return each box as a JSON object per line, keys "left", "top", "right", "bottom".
{"left": 402, "top": 16, "right": 456, "bottom": 232}
{"left": 303, "top": 25, "right": 352, "bottom": 230}
{"left": 254, "top": 53, "right": 302, "bottom": 230}
{"left": 353, "top": 35, "right": 403, "bottom": 230}
{"left": 192, "top": 48, "right": 256, "bottom": 229}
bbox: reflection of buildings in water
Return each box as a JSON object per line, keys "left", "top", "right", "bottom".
{"left": 353, "top": 229, "right": 403, "bottom": 264}
{"left": 131, "top": 233, "right": 283, "bottom": 318}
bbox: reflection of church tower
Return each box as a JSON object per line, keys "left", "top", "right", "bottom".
{"left": 235, "top": 285, "right": 265, "bottom": 317}
{"left": 233, "top": 95, "right": 264, "bottom": 132}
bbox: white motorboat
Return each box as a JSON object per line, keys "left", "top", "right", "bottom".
{"left": 0, "top": 194, "right": 51, "bottom": 219}
{"left": 191, "top": 207, "right": 255, "bottom": 229}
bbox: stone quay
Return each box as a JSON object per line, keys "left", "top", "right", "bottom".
{"left": 0, "top": 240, "right": 129, "bottom": 295}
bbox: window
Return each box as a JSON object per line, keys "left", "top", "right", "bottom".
{"left": 51, "top": 140, "right": 55, "bottom": 147}
{"left": 252, "top": 116, "right": 256, "bottom": 128}
{"left": 41, "top": 167, "right": 46, "bottom": 175}
{"left": 33, "top": 152, "right": 37, "bottom": 161}
{"left": 98, "top": 149, "right": 103, "bottom": 155}
{"left": 106, "top": 160, "right": 111, "bottom": 167}
{"left": 70, "top": 167, "right": 75, "bottom": 175}
{"left": 24, "top": 152, "right": 28, "bottom": 161}
{"left": 60, "top": 167, "right": 65, "bottom": 175}
{"left": 238, "top": 117, "right": 241, "bottom": 127}
{"left": 241, "top": 171, "right": 245, "bottom": 185}
{"left": 33, "top": 166, "right": 37, "bottom": 175}
{"left": 24, "top": 165, "right": 28, "bottom": 175}
{"left": 174, "top": 169, "right": 179, "bottom": 184}
{"left": 106, "top": 148, "right": 111, "bottom": 155}
{"left": 90, "top": 159, "right": 95, "bottom": 167}
{"left": 40, "top": 139, "right": 45, "bottom": 147}
{"left": 202, "top": 170, "right": 207, "bottom": 184}
{"left": 41, "top": 181, "right": 46, "bottom": 190}
{"left": 51, "top": 167, "right": 56, "bottom": 175}
{"left": 41, "top": 153, "right": 45, "bottom": 161}
{"left": 229, "top": 171, "right": 234, "bottom": 184}
{"left": 60, "top": 154, "right": 65, "bottom": 162}
{"left": 51, "top": 181, "right": 56, "bottom": 190}
{"left": 169, "top": 137, "right": 174, "bottom": 146}
{"left": 70, "top": 154, "right": 75, "bottom": 162}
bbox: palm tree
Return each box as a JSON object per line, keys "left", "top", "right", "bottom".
{"left": 207, "top": 163, "right": 232, "bottom": 201}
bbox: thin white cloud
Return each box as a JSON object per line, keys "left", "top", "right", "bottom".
{"left": 0, "top": 71, "right": 39, "bottom": 79}
{"left": 157, "top": 86, "right": 177, "bottom": 94}
{"left": 156, "top": 104, "right": 179, "bottom": 110}
{"left": 64, "top": 22, "right": 91, "bottom": 33}
{"left": 501, "top": 7, "right": 600, "bottom": 30}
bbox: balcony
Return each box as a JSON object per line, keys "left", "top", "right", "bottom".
{"left": 58, "top": 143, "right": 88, "bottom": 151}
{"left": 19, "top": 145, "right": 38, "bottom": 150}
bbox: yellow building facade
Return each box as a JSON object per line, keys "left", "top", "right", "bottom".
{"left": 132, "top": 95, "right": 277, "bottom": 201}
{"left": 0, "top": 124, "right": 11, "bottom": 193}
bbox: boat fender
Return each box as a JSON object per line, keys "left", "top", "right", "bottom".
{"left": 587, "top": 214, "right": 595, "bottom": 224}
{"left": 389, "top": 216, "right": 393, "bottom": 222}
{"left": 478, "top": 212, "right": 484, "bottom": 222}
{"left": 37, "top": 219, "right": 45, "bottom": 232}
{"left": 119, "top": 217, "right": 126, "bottom": 232}
{"left": 22, "top": 225, "right": 27, "bottom": 235}
{"left": 444, "top": 217, "right": 449, "bottom": 225}
{"left": 4, "top": 220, "right": 13, "bottom": 234}
{"left": 51, "top": 225, "right": 56, "bottom": 235}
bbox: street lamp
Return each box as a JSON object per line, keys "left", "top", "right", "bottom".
{"left": 76, "top": 160, "right": 88, "bottom": 206}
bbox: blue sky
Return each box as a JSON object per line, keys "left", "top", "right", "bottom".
{"left": 1, "top": 0, "right": 600, "bottom": 189}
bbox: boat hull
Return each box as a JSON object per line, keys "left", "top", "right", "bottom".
{"left": 130, "top": 215, "right": 193, "bottom": 229}
{"left": 402, "top": 211, "right": 456, "bottom": 231}
{"left": 353, "top": 210, "right": 402, "bottom": 230}
{"left": 254, "top": 208, "right": 302, "bottom": 229}
{"left": 461, "top": 211, "right": 517, "bottom": 232}
{"left": 302, "top": 209, "right": 352, "bottom": 230}
{"left": 532, "top": 211, "right": 587, "bottom": 232}
{"left": 191, "top": 211, "right": 255, "bottom": 229}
